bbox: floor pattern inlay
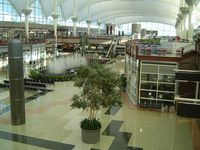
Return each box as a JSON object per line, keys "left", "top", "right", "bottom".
{"left": 102, "top": 120, "right": 143, "bottom": 150}
{"left": 0, "top": 130, "right": 75, "bottom": 150}
{"left": 104, "top": 106, "right": 120, "bottom": 115}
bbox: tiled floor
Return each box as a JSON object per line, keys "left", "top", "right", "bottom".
{"left": 0, "top": 57, "right": 197, "bottom": 150}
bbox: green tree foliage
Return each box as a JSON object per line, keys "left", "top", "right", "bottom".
{"left": 71, "top": 63, "right": 122, "bottom": 129}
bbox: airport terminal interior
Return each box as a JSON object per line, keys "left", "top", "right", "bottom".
{"left": 0, "top": 0, "right": 200, "bottom": 150}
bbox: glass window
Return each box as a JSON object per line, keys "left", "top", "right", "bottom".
{"left": 0, "top": 0, "right": 101, "bottom": 30}
{"left": 57, "top": 6, "right": 66, "bottom": 26}
{"left": 0, "top": 3, "right": 2, "bottom": 12}
{"left": 0, "top": 0, "right": 20, "bottom": 22}
{"left": 120, "top": 22, "right": 176, "bottom": 36}
{"left": 79, "top": 21, "right": 87, "bottom": 28}
{"left": 29, "top": 0, "right": 46, "bottom": 24}
{"left": 46, "top": 16, "right": 53, "bottom": 25}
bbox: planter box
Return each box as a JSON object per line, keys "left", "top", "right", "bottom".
{"left": 81, "top": 128, "right": 101, "bottom": 144}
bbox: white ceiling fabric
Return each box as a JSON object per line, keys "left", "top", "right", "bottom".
{"left": 8, "top": 0, "right": 183, "bottom": 25}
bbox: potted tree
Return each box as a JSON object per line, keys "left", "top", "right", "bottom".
{"left": 71, "top": 62, "right": 122, "bottom": 144}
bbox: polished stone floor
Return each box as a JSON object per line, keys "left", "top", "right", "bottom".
{"left": 0, "top": 57, "right": 197, "bottom": 150}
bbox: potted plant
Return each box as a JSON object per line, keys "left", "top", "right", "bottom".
{"left": 71, "top": 62, "right": 122, "bottom": 144}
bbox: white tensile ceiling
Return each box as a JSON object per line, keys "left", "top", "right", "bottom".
{"left": 9, "top": 0, "right": 183, "bottom": 26}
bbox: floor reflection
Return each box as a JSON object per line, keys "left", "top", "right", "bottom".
{"left": 197, "top": 120, "right": 200, "bottom": 130}
{"left": 0, "top": 90, "right": 51, "bottom": 116}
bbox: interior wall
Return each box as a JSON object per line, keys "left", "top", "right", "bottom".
{"left": 179, "top": 52, "right": 197, "bottom": 70}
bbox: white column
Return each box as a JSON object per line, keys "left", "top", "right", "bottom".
{"left": 87, "top": 22, "right": 91, "bottom": 35}
{"left": 74, "top": 0, "right": 76, "bottom": 18}
{"left": 180, "top": 13, "right": 184, "bottom": 38}
{"left": 51, "top": 13, "right": 59, "bottom": 44}
{"left": 179, "top": 17, "right": 184, "bottom": 37}
{"left": 86, "top": 6, "right": 91, "bottom": 36}
{"left": 53, "top": 0, "right": 58, "bottom": 40}
{"left": 97, "top": 16, "right": 101, "bottom": 35}
{"left": 72, "top": 0, "right": 78, "bottom": 36}
{"left": 176, "top": 14, "right": 182, "bottom": 36}
{"left": 97, "top": 21, "right": 101, "bottom": 35}
{"left": 25, "top": 15, "right": 29, "bottom": 39}
{"left": 73, "top": 20, "right": 76, "bottom": 36}
{"left": 179, "top": 23, "right": 181, "bottom": 36}
{"left": 73, "top": 21, "right": 76, "bottom": 36}
{"left": 112, "top": 24, "right": 116, "bottom": 35}
{"left": 188, "top": 5, "right": 194, "bottom": 40}
{"left": 176, "top": 19, "right": 180, "bottom": 36}
{"left": 72, "top": 17, "right": 78, "bottom": 36}
{"left": 180, "top": 7, "right": 189, "bottom": 39}
{"left": 182, "top": 14, "right": 186, "bottom": 39}
{"left": 86, "top": 20, "right": 91, "bottom": 36}
{"left": 51, "top": 0, "right": 59, "bottom": 57}
{"left": 179, "top": 21, "right": 182, "bottom": 36}
{"left": 22, "top": 0, "right": 32, "bottom": 41}
{"left": 25, "top": 0, "right": 28, "bottom": 8}
{"left": 175, "top": 23, "right": 178, "bottom": 36}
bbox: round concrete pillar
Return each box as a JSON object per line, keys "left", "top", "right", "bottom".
{"left": 8, "top": 40, "right": 25, "bottom": 125}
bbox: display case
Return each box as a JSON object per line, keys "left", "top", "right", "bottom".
{"left": 139, "top": 61, "right": 177, "bottom": 108}
{"left": 125, "top": 40, "right": 182, "bottom": 110}
{"left": 125, "top": 54, "right": 139, "bottom": 104}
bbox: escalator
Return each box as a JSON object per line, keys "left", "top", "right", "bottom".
{"left": 106, "top": 38, "right": 118, "bottom": 58}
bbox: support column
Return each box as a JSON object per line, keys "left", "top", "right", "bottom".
{"left": 111, "top": 24, "right": 115, "bottom": 35}
{"left": 86, "top": 6, "right": 92, "bottom": 36}
{"left": 71, "top": 17, "right": 78, "bottom": 36}
{"left": 141, "top": 29, "right": 147, "bottom": 39}
{"left": 176, "top": 22, "right": 179, "bottom": 36}
{"left": 117, "top": 26, "right": 121, "bottom": 36}
{"left": 177, "top": 13, "right": 183, "bottom": 37}
{"left": 86, "top": 19, "right": 91, "bottom": 36}
{"left": 132, "top": 23, "right": 141, "bottom": 39}
{"left": 106, "top": 24, "right": 110, "bottom": 35}
{"left": 22, "top": 0, "right": 32, "bottom": 42}
{"left": 184, "top": 18, "right": 188, "bottom": 39}
{"left": 188, "top": 5, "right": 194, "bottom": 40}
{"left": 184, "top": 0, "right": 199, "bottom": 40}
{"left": 180, "top": 18, "right": 184, "bottom": 37}
{"left": 8, "top": 40, "right": 25, "bottom": 125}
{"left": 71, "top": 0, "right": 78, "bottom": 36}
{"left": 180, "top": 7, "right": 189, "bottom": 39}
{"left": 179, "top": 23, "right": 182, "bottom": 36}
{"left": 110, "top": 25, "right": 112, "bottom": 35}
{"left": 176, "top": 13, "right": 183, "bottom": 36}
{"left": 97, "top": 21, "right": 101, "bottom": 35}
{"left": 51, "top": 0, "right": 59, "bottom": 58}
{"left": 178, "top": 23, "right": 181, "bottom": 36}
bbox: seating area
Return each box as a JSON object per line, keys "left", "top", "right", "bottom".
{"left": 2, "top": 80, "right": 49, "bottom": 91}
{"left": 24, "top": 78, "right": 55, "bottom": 84}
{"left": 139, "top": 100, "right": 162, "bottom": 109}
{"left": 139, "top": 100, "right": 176, "bottom": 112}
